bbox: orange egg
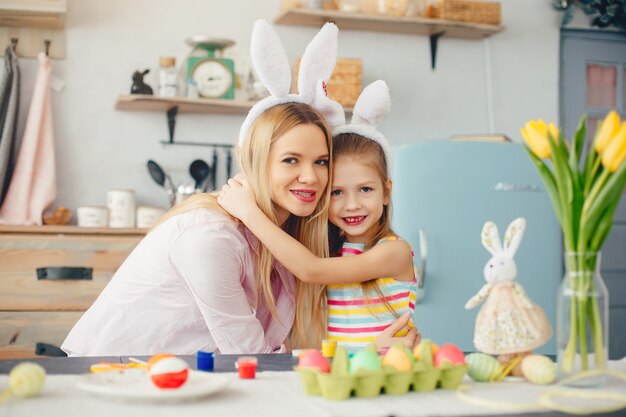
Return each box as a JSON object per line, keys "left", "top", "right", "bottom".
{"left": 413, "top": 342, "right": 439, "bottom": 360}
{"left": 382, "top": 345, "right": 413, "bottom": 372}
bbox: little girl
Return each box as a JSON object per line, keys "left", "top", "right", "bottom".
{"left": 219, "top": 81, "right": 418, "bottom": 351}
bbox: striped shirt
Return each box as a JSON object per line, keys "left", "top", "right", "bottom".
{"left": 326, "top": 236, "right": 417, "bottom": 351}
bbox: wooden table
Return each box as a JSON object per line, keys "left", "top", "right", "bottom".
{"left": 2, "top": 355, "right": 626, "bottom": 417}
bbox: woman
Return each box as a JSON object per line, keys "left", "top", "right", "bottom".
{"left": 62, "top": 102, "right": 332, "bottom": 356}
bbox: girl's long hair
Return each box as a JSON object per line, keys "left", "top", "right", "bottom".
{"left": 328, "top": 132, "right": 399, "bottom": 318}
{"left": 159, "top": 102, "right": 332, "bottom": 349}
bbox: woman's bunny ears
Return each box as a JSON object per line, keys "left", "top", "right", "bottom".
{"left": 238, "top": 20, "right": 344, "bottom": 146}
{"left": 481, "top": 217, "right": 526, "bottom": 257}
{"left": 332, "top": 80, "right": 393, "bottom": 176}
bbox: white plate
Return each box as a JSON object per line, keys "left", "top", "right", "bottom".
{"left": 76, "top": 369, "right": 230, "bottom": 403}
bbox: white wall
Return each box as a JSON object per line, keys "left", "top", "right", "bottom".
{"left": 11, "top": 0, "right": 562, "bottom": 211}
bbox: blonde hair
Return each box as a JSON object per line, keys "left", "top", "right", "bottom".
{"left": 329, "top": 132, "right": 399, "bottom": 318}
{"left": 159, "top": 102, "right": 331, "bottom": 349}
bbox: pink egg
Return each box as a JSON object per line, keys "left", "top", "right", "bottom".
{"left": 298, "top": 350, "right": 331, "bottom": 373}
{"left": 434, "top": 344, "right": 465, "bottom": 367}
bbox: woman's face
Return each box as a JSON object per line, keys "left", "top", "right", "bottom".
{"left": 267, "top": 123, "right": 329, "bottom": 225}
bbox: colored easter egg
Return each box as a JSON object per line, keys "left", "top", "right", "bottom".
{"left": 521, "top": 355, "right": 556, "bottom": 385}
{"left": 349, "top": 349, "right": 382, "bottom": 374}
{"left": 434, "top": 344, "right": 465, "bottom": 368}
{"left": 298, "top": 350, "right": 331, "bottom": 373}
{"left": 382, "top": 345, "right": 413, "bottom": 372}
{"left": 413, "top": 341, "right": 439, "bottom": 361}
{"left": 466, "top": 353, "right": 500, "bottom": 382}
{"left": 149, "top": 356, "right": 189, "bottom": 389}
{"left": 9, "top": 362, "right": 46, "bottom": 398}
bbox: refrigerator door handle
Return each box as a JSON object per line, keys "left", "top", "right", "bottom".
{"left": 415, "top": 229, "right": 427, "bottom": 303}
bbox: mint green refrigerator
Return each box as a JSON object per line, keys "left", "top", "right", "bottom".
{"left": 391, "top": 141, "right": 561, "bottom": 355}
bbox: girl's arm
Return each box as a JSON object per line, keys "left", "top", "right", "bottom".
{"left": 218, "top": 177, "right": 414, "bottom": 285}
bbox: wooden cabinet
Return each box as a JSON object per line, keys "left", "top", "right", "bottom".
{"left": 0, "top": 225, "right": 145, "bottom": 359}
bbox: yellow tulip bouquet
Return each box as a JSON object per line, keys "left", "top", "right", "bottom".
{"left": 521, "top": 111, "right": 626, "bottom": 376}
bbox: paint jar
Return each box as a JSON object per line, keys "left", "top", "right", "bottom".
{"left": 321, "top": 339, "right": 337, "bottom": 358}
{"left": 197, "top": 351, "right": 214, "bottom": 372}
{"left": 236, "top": 356, "right": 258, "bottom": 379}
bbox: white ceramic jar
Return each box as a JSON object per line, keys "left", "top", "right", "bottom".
{"left": 107, "top": 189, "right": 136, "bottom": 228}
{"left": 136, "top": 206, "right": 166, "bottom": 229}
{"left": 77, "top": 206, "right": 108, "bottom": 227}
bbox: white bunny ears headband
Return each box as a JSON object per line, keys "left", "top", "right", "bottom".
{"left": 481, "top": 217, "right": 526, "bottom": 257}
{"left": 332, "top": 80, "right": 393, "bottom": 176}
{"left": 238, "top": 20, "right": 344, "bottom": 146}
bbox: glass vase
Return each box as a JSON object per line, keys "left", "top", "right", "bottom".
{"left": 556, "top": 252, "right": 609, "bottom": 386}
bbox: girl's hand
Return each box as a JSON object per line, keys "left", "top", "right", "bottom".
{"left": 217, "top": 174, "right": 259, "bottom": 223}
{"left": 375, "top": 311, "right": 421, "bottom": 351}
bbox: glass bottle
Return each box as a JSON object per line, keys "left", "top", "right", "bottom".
{"left": 158, "top": 56, "right": 178, "bottom": 98}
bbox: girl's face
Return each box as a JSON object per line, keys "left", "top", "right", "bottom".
{"left": 268, "top": 123, "right": 330, "bottom": 225}
{"left": 329, "top": 156, "right": 390, "bottom": 244}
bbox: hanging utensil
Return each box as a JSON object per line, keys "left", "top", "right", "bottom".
{"left": 147, "top": 160, "right": 175, "bottom": 207}
{"left": 189, "top": 159, "right": 210, "bottom": 191}
{"left": 211, "top": 147, "right": 218, "bottom": 191}
{"left": 226, "top": 148, "right": 232, "bottom": 181}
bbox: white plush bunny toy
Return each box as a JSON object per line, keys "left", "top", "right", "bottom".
{"left": 465, "top": 217, "right": 552, "bottom": 358}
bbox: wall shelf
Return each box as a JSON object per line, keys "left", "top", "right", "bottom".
{"left": 275, "top": 8, "right": 504, "bottom": 68}
{"left": 275, "top": 8, "right": 504, "bottom": 39}
{"left": 115, "top": 95, "right": 256, "bottom": 115}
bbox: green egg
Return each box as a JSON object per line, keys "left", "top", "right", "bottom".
{"left": 349, "top": 349, "right": 382, "bottom": 374}
{"left": 466, "top": 353, "right": 500, "bottom": 382}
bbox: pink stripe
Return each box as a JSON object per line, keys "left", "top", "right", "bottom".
{"left": 328, "top": 291, "right": 409, "bottom": 306}
{"left": 409, "top": 302, "right": 415, "bottom": 310}
{"left": 328, "top": 324, "right": 391, "bottom": 333}
{"left": 341, "top": 247, "right": 362, "bottom": 255}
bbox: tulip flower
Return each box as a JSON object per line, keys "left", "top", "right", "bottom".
{"left": 601, "top": 122, "right": 626, "bottom": 173}
{"left": 521, "top": 119, "right": 552, "bottom": 159}
{"left": 521, "top": 110, "right": 626, "bottom": 378}
{"left": 594, "top": 110, "right": 621, "bottom": 154}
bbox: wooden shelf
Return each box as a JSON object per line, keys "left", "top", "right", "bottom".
{"left": 0, "top": 0, "right": 66, "bottom": 29}
{"left": 0, "top": 225, "right": 147, "bottom": 235}
{"left": 115, "top": 95, "right": 257, "bottom": 116}
{"left": 274, "top": 8, "right": 504, "bottom": 39}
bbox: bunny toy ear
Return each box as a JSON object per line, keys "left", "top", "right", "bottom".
{"left": 250, "top": 19, "right": 291, "bottom": 97}
{"left": 311, "top": 80, "right": 345, "bottom": 130}
{"left": 350, "top": 80, "right": 391, "bottom": 127}
{"left": 332, "top": 80, "right": 393, "bottom": 176}
{"left": 481, "top": 221, "right": 502, "bottom": 256}
{"left": 297, "top": 22, "right": 338, "bottom": 103}
{"left": 503, "top": 217, "right": 526, "bottom": 256}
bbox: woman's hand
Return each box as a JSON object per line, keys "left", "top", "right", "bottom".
{"left": 375, "top": 311, "right": 421, "bottom": 351}
{"left": 217, "top": 174, "right": 259, "bottom": 224}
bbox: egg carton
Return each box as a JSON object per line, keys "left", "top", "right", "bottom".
{"left": 294, "top": 343, "right": 467, "bottom": 401}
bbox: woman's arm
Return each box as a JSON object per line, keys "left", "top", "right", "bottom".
{"left": 218, "top": 177, "right": 414, "bottom": 284}
{"left": 170, "top": 222, "right": 284, "bottom": 353}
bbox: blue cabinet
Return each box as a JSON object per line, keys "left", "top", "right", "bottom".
{"left": 391, "top": 141, "right": 561, "bottom": 354}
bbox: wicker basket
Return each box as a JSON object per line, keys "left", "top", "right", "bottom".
{"left": 294, "top": 58, "right": 362, "bottom": 107}
{"left": 435, "top": 0, "right": 501, "bottom": 25}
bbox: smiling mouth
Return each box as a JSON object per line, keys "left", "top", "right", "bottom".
{"left": 342, "top": 216, "right": 366, "bottom": 226}
{"left": 291, "top": 190, "right": 316, "bottom": 203}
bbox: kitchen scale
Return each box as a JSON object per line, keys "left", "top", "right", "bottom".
{"left": 185, "top": 37, "right": 235, "bottom": 99}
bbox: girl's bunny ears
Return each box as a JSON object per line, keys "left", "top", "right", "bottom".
{"left": 332, "top": 80, "right": 393, "bottom": 176}
{"left": 238, "top": 20, "right": 344, "bottom": 146}
{"left": 481, "top": 217, "right": 526, "bottom": 257}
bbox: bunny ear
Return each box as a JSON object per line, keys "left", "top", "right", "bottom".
{"left": 250, "top": 19, "right": 291, "bottom": 97}
{"left": 350, "top": 80, "right": 391, "bottom": 127}
{"left": 297, "top": 22, "right": 338, "bottom": 102}
{"left": 311, "top": 80, "right": 345, "bottom": 130}
{"left": 503, "top": 217, "right": 526, "bottom": 256}
{"left": 481, "top": 221, "right": 502, "bottom": 255}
